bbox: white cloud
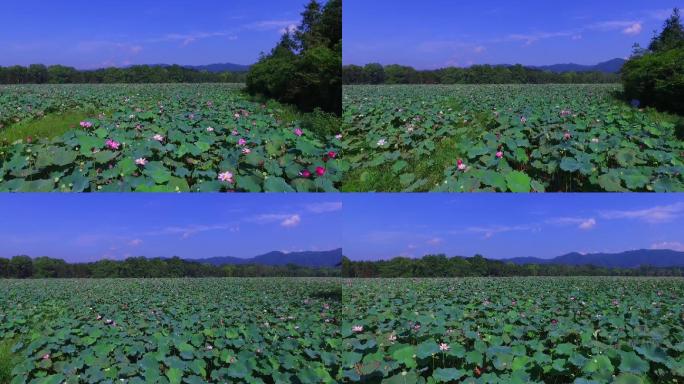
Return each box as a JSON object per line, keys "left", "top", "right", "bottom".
{"left": 152, "top": 32, "right": 237, "bottom": 46}
{"left": 571, "top": 34, "right": 583, "bottom": 40}
{"left": 305, "top": 202, "right": 342, "bottom": 213}
{"left": 150, "top": 224, "right": 239, "bottom": 239}
{"left": 247, "top": 20, "right": 299, "bottom": 31}
{"left": 623, "top": 23, "right": 642, "bottom": 35}
{"left": 579, "top": 218, "right": 597, "bottom": 230}
{"left": 548, "top": 217, "right": 596, "bottom": 230}
{"left": 128, "top": 239, "right": 143, "bottom": 247}
{"left": 651, "top": 241, "right": 684, "bottom": 252}
{"left": 464, "top": 225, "right": 533, "bottom": 239}
{"left": 601, "top": 202, "right": 684, "bottom": 224}
{"left": 281, "top": 214, "right": 301, "bottom": 228}
{"left": 426, "top": 237, "right": 443, "bottom": 245}
{"left": 473, "top": 46, "right": 486, "bottom": 53}
{"left": 77, "top": 41, "right": 144, "bottom": 55}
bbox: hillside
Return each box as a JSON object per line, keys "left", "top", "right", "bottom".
{"left": 193, "top": 249, "right": 343, "bottom": 268}
{"left": 507, "top": 249, "right": 684, "bottom": 268}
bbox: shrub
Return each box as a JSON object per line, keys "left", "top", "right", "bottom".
{"left": 621, "top": 8, "right": 684, "bottom": 115}
{"left": 621, "top": 48, "right": 684, "bottom": 114}
{"left": 246, "top": 0, "right": 341, "bottom": 116}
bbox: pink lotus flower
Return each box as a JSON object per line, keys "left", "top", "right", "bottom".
{"left": 242, "top": 148, "right": 251, "bottom": 154}
{"left": 42, "top": 354, "right": 50, "bottom": 360}
{"left": 335, "top": 134, "right": 343, "bottom": 140}
{"left": 439, "top": 343, "right": 450, "bottom": 352}
{"left": 80, "top": 121, "right": 93, "bottom": 128}
{"left": 352, "top": 325, "right": 363, "bottom": 333}
{"left": 135, "top": 158, "right": 148, "bottom": 166}
{"left": 551, "top": 319, "right": 558, "bottom": 325}
{"left": 496, "top": 151, "right": 503, "bottom": 159}
{"left": 105, "top": 139, "right": 120, "bottom": 150}
{"left": 152, "top": 134, "right": 164, "bottom": 142}
{"left": 300, "top": 170, "right": 311, "bottom": 178}
{"left": 218, "top": 171, "right": 234, "bottom": 183}
{"left": 234, "top": 113, "right": 240, "bottom": 118}
{"left": 238, "top": 138, "right": 247, "bottom": 146}
{"left": 520, "top": 116, "right": 527, "bottom": 124}
{"left": 564, "top": 132, "right": 572, "bottom": 140}
{"left": 328, "top": 151, "right": 337, "bottom": 159}
{"left": 316, "top": 166, "right": 326, "bottom": 177}
{"left": 612, "top": 299, "right": 619, "bottom": 306}
{"left": 294, "top": 128, "right": 303, "bottom": 137}
{"left": 457, "top": 159, "right": 466, "bottom": 171}
{"left": 560, "top": 109, "right": 571, "bottom": 117}
{"left": 232, "top": 130, "right": 239, "bottom": 136}
{"left": 388, "top": 333, "right": 397, "bottom": 342}
{"left": 206, "top": 127, "right": 214, "bottom": 132}
{"left": 206, "top": 345, "right": 214, "bottom": 351}
{"left": 96, "top": 315, "right": 102, "bottom": 320}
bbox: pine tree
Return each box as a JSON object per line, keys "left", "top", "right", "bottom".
{"left": 648, "top": 8, "right": 684, "bottom": 52}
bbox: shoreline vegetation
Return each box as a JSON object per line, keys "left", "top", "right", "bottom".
{"left": 0, "top": 255, "right": 340, "bottom": 278}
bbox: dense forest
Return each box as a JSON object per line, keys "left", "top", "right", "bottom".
{"left": 0, "top": 256, "right": 339, "bottom": 278}
{"left": 247, "top": 0, "right": 341, "bottom": 114}
{"left": 343, "top": 63, "right": 619, "bottom": 85}
{"left": 0, "top": 64, "right": 246, "bottom": 84}
{"left": 622, "top": 8, "right": 684, "bottom": 114}
{"left": 342, "top": 255, "right": 684, "bottom": 278}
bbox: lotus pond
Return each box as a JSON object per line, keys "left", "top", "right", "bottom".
{"left": 341, "top": 85, "right": 684, "bottom": 192}
{"left": 0, "top": 84, "right": 344, "bottom": 192}
{"left": 341, "top": 277, "right": 684, "bottom": 383}
{"left": 0, "top": 278, "right": 341, "bottom": 383}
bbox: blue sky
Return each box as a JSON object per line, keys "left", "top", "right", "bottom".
{"left": 343, "top": 194, "right": 684, "bottom": 261}
{"left": 344, "top": 0, "right": 684, "bottom": 69}
{"left": 0, "top": 0, "right": 308, "bottom": 69}
{"left": 0, "top": 195, "right": 342, "bottom": 262}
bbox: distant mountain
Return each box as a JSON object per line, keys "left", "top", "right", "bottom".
{"left": 507, "top": 249, "right": 684, "bottom": 268}
{"left": 193, "top": 249, "right": 342, "bottom": 268}
{"left": 532, "top": 58, "right": 626, "bottom": 74}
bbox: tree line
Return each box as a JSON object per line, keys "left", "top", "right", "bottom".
{"left": 0, "top": 64, "right": 247, "bottom": 85}
{"left": 343, "top": 63, "right": 619, "bottom": 85}
{"left": 341, "top": 255, "right": 684, "bottom": 278}
{"left": 247, "top": 0, "right": 341, "bottom": 115}
{"left": 0, "top": 256, "right": 339, "bottom": 279}
{"left": 622, "top": 8, "right": 684, "bottom": 115}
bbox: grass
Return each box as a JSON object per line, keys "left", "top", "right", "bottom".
{"left": 0, "top": 338, "right": 16, "bottom": 384}
{"left": 249, "top": 93, "right": 341, "bottom": 139}
{"left": 0, "top": 109, "right": 99, "bottom": 144}
{"left": 341, "top": 137, "right": 462, "bottom": 192}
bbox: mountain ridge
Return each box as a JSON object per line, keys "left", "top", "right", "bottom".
{"left": 505, "top": 249, "right": 684, "bottom": 268}
{"left": 193, "top": 249, "right": 343, "bottom": 268}
{"left": 531, "top": 58, "right": 626, "bottom": 74}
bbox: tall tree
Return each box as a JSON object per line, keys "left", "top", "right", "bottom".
{"left": 9, "top": 256, "right": 34, "bottom": 278}
{"left": 649, "top": 8, "right": 684, "bottom": 52}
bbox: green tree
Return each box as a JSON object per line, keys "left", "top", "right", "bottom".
{"left": 649, "top": 8, "right": 684, "bottom": 52}
{"left": 246, "top": 0, "right": 341, "bottom": 115}
{"left": 0, "top": 258, "right": 9, "bottom": 277}
{"left": 622, "top": 8, "right": 684, "bottom": 114}
{"left": 363, "top": 63, "right": 386, "bottom": 84}
{"left": 9, "top": 256, "right": 33, "bottom": 278}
